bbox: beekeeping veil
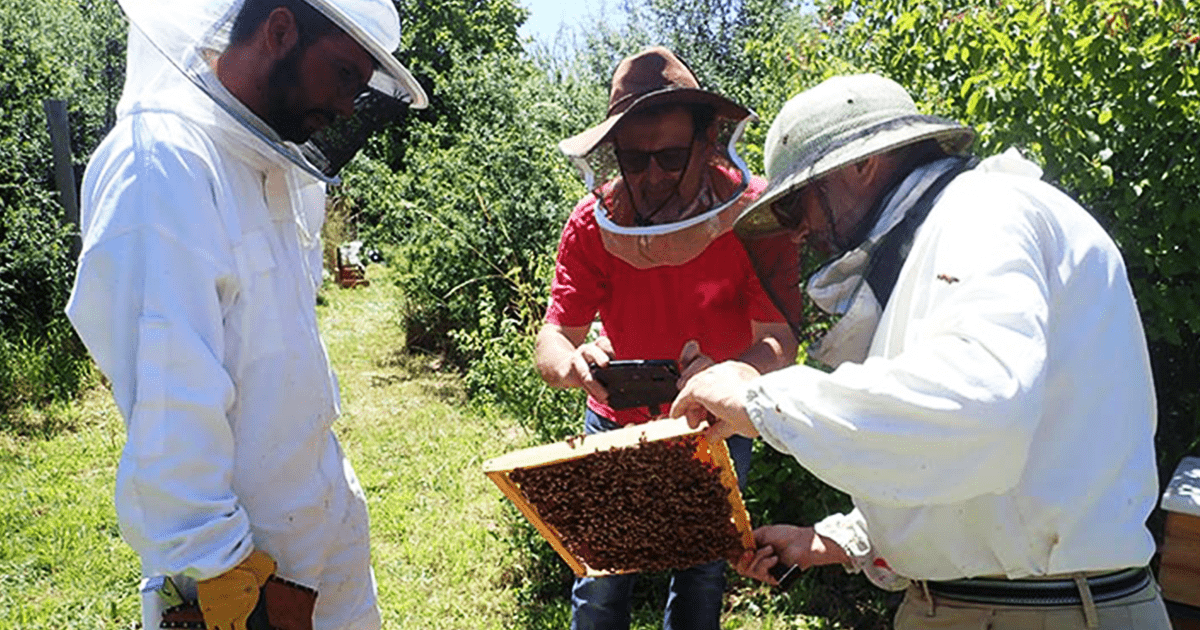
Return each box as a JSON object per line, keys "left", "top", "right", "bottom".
{"left": 558, "top": 46, "right": 757, "bottom": 269}
{"left": 733, "top": 74, "right": 975, "bottom": 364}
{"left": 116, "top": 0, "right": 428, "bottom": 184}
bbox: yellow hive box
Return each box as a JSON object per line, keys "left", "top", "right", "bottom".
{"left": 483, "top": 417, "right": 755, "bottom": 577}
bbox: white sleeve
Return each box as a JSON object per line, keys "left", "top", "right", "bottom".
{"left": 813, "top": 509, "right": 909, "bottom": 591}
{"left": 748, "top": 179, "right": 1051, "bottom": 508}
{"left": 66, "top": 132, "right": 251, "bottom": 580}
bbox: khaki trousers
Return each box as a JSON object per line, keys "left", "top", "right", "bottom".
{"left": 894, "top": 576, "right": 1173, "bottom": 630}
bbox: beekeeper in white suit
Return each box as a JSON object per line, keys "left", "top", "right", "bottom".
{"left": 671, "top": 74, "right": 1170, "bottom": 630}
{"left": 65, "top": 0, "right": 426, "bottom": 628}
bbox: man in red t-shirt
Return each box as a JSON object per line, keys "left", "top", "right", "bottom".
{"left": 534, "top": 46, "right": 797, "bottom": 630}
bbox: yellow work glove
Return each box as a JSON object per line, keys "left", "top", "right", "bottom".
{"left": 196, "top": 550, "right": 276, "bottom": 630}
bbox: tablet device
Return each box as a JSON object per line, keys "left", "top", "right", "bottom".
{"left": 591, "top": 359, "right": 680, "bottom": 411}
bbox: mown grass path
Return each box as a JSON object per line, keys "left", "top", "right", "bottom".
{"left": 318, "top": 266, "right": 531, "bottom": 628}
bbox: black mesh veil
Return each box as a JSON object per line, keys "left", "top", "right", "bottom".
{"left": 742, "top": 230, "right": 808, "bottom": 342}
{"left": 299, "top": 87, "right": 410, "bottom": 177}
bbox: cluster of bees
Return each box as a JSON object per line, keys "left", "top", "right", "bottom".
{"left": 509, "top": 434, "right": 744, "bottom": 573}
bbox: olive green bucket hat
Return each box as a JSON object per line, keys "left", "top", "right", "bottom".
{"left": 734, "top": 73, "right": 976, "bottom": 239}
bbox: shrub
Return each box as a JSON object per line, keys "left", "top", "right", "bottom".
{"left": 340, "top": 46, "right": 595, "bottom": 362}
{"left": 451, "top": 284, "right": 584, "bottom": 443}
{"left": 0, "top": 0, "right": 125, "bottom": 417}
{"left": 0, "top": 319, "right": 93, "bottom": 430}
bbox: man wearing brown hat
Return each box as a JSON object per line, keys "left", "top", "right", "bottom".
{"left": 672, "top": 74, "right": 1169, "bottom": 629}
{"left": 535, "top": 46, "right": 796, "bottom": 629}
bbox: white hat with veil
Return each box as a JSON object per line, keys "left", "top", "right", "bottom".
{"left": 115, "top": 0, "right": 428, "bottom": 183}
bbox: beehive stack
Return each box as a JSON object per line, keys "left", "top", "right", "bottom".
{"left": 336, "top": 241, "right": 370, "bottom": 288}
{"left": 484, "top": 418, "right": 754, "bottom": 576}
{"left": 1160, "top": 456, "right": 1200, "bottom": 629}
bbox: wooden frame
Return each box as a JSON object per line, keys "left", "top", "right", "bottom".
{"left": 483, "top": 417, "right": 755, "bottom": 577}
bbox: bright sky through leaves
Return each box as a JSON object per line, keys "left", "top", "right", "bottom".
{"left": 517, "top": 0, "right": 605, "bottom": 42}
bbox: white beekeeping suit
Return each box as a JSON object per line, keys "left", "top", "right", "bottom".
{"left": 65, "top": 1, "right": 426, "bottom": 629}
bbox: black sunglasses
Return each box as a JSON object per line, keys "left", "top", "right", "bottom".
{"left": 769, "top": 180, "right": 826, "bottom": 231}
{"left": 616, "top": 145, "right": 692, "bottom": 174}
{"left": 770, "top": 190, "right": 806, "bottom": 230}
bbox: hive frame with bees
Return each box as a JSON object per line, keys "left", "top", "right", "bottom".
{"left": 483, "top": 417, "right": 755, "bottom": 577}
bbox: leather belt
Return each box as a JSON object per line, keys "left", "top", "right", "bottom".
{"left": 926, "top": 567, "right": 1151, "bottom": 607}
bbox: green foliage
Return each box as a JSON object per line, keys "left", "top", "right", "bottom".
{"left": 811, "top": 0, "right": 1200, "bottom": 346}
{"left": 0, "top": 0, "right": 125, "bottom": 416}
{"left": 0, "top": 320, "right": 92, "bottom": 425}
{"left": 367, "top": 0, "right": 531, "bottom": 171}
{"left": 399, "top": 0, "right": 528, "bottom": 77}
{"left": 451, "top": 285, "right": 583, "bottom": 443}
{"left": 745, "top": 443, "right": 851, "bottom": 528}
{"left": 340, "top": 45, "right": 592, "bottom": 360}
{"left": 635, "top": 0, "right": 794, "bottom": 100}
{"left": 0, "top": 202, "right": 73, "bottom": 335}
{"left": 738, "top": 6, "right": 862, "bottom": 174}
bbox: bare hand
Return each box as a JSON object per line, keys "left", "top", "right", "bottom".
{"left": 669, "top": 360, "right": 760, "bottom": 441}
{"left": 572, "top": 337, "right": 614, "bottom": 404}
{"left": 733, "top": 525, "right": 849, "bottom": 584}
{"left": 676, "top": 339, "right": 715, "bottom": 390}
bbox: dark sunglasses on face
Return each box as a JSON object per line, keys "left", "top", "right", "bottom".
{"left": 770, "top": 189, "right": 806, "bottom": 230}
{"left": 768, "top": 177, "right": 825, "bottom": 229}
{"left": 616, "top": 145, "right": 692, "bottom": 174}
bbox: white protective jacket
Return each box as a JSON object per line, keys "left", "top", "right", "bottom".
{"left": 745, "top": 151, "right": 1159, "bottom": 585}
{"left": 65, "top": 30, "right": 380, "bottom": 630}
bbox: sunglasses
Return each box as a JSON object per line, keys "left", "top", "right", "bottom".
{"left": 769, "top": 180, "right": 825, "bottom": 231}
{"left": 770, "top": 190, "right": 806, "bottom": 231}
{"left": 615, "top": 145, "right": 692, "bottom": 174}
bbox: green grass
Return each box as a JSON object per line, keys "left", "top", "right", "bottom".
{"left": 0, "top": 383, "right": 138, "bottom": 629}
{"left": 319, "top": 266, "right": 527, "bottom": 628}
{"left": 0, "top": 322, "right": 93, "bottom": 421}
{"left": 0, "top": 264, "right": 857, "bottom": 629}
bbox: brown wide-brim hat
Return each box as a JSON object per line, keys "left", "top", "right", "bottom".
{"left": 558, "top": 46, "right": 751, "bottom": 158}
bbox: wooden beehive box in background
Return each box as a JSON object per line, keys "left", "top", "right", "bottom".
{"left": 1160, "top": 456, "right": 1200, "bottom": 617}
{"left": 483, "top": 418, "right": 755, "bottom": 577}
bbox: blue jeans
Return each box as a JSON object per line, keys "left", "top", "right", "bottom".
{"left": 571, "top": 409, "right": 753, "bottom": 630}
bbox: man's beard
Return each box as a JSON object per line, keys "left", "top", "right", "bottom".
{"left": 264, "top": 44, "right": 332, "bottom": 143}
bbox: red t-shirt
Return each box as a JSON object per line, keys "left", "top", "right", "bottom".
{"left": 545, "top": 174, "right": 785, "bottom": 425}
